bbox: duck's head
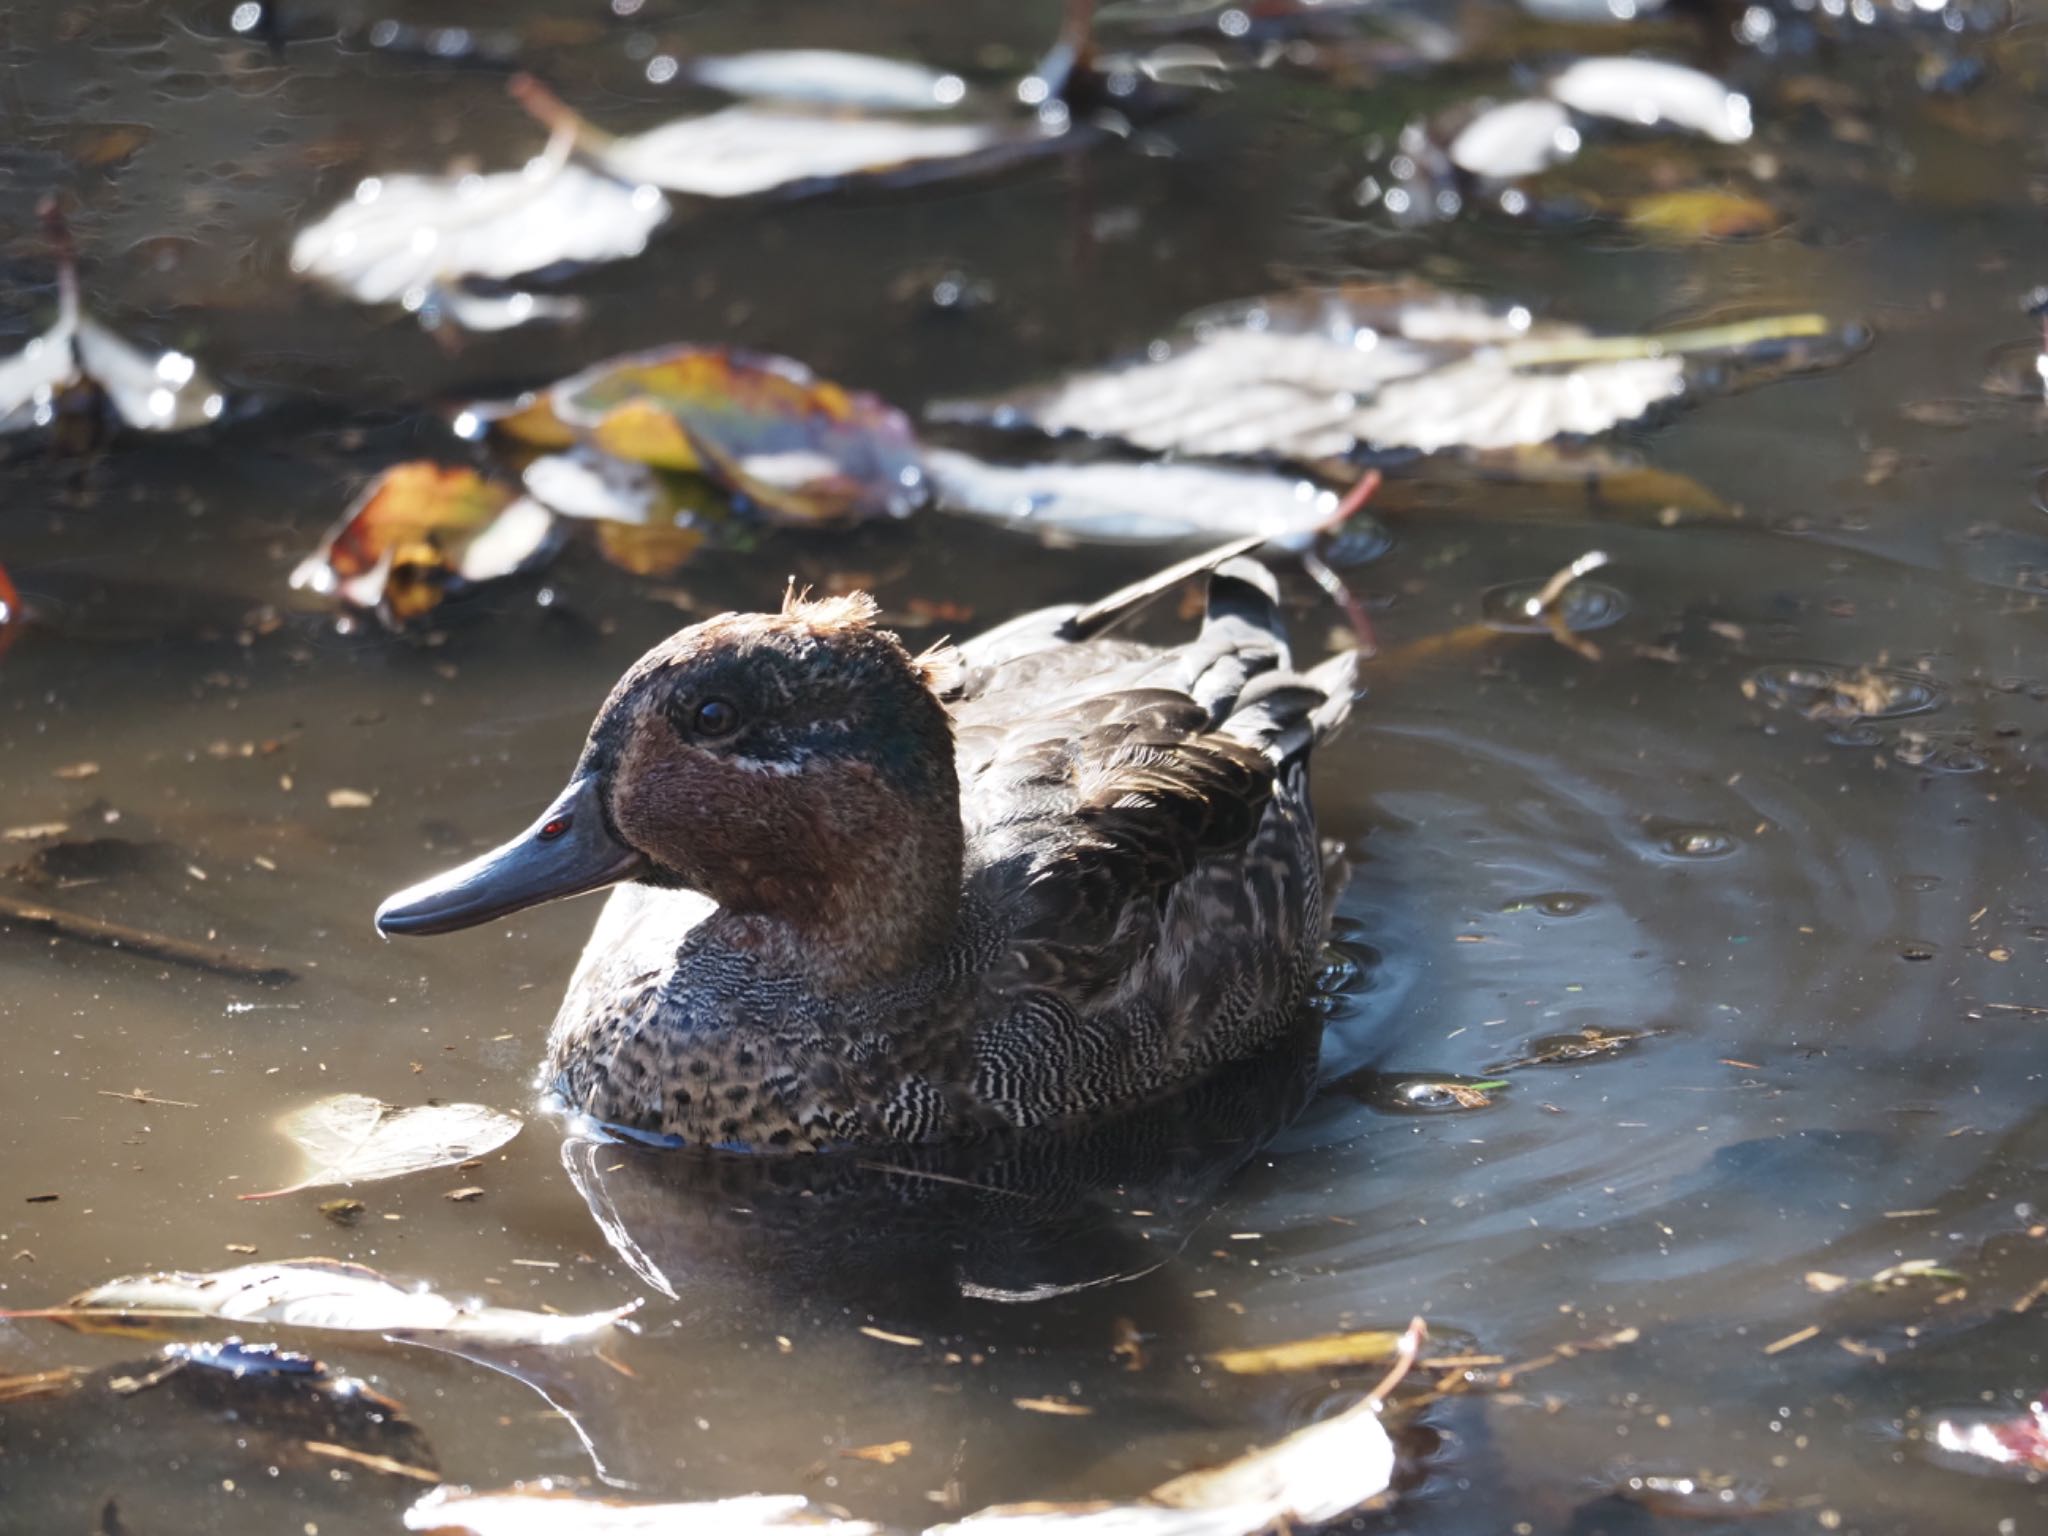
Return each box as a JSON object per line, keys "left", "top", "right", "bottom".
{"left": 376, "top": 590, "right": 964, "bottom": 976}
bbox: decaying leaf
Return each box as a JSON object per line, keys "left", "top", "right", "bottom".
{"left": 238, "top": 1092, "right": 522, "bottom": 1200}
{"left": 924, "top": 447, "right": 1348, "bottom": 545}
{"left": 3, "top": 1258, "right": 636, "bottom": 1349}
{"left": 405, "top": 1486, "right": 882, "bottom": 1535}
{"left": 1208, "top": 1328, "right": 1413, "bottom": 1376}
{"left": 549, "top": 346, "right": 925, "bottom": 523}
{"left": 290, "top": 464, "right": 559, "bottom": 623}
{"left": 1932, "top": 1395, "right": 2048, "bottom": 1476}
{"left": 513, "top": 74, "right": 1061, "bottom": 204}
{"left": 288, "top": 127, "right": 667, "bottom": 329}
{"left": 935, "top": 285, "right": 1848, "bottom": 462}
{"left": 2, "top": 204, "right": 225, "bottom": 437}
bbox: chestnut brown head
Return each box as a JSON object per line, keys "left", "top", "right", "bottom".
{"left": 376, "top": 591, "right": 964, "bottom": 977}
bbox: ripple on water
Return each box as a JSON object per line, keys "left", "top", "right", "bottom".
{"left": 1478, "top": 577, "right": 1627, "bottom": 634}
{"left": 1501, "top": 890, "right": 1598, "bottom": 917}
{"left": 1642, "top": 819, "right": 1740, "bottom": 860}
{"left": 1746, "top": 659, "right": 1946, "bottom": 722}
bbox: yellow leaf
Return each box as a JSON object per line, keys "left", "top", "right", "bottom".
{"left": 590, "top": 399, "right": 703, "bottom": 471}
{"left": 1627, "top": 189, "right": 1780, "bottom": 241}
{"left": 1208, "top": 1329, "right": 1412, "bottom": 1375}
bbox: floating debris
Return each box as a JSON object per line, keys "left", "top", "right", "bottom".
{"left": 239, "top": 1093, "right": 522, "bottom": 1201}
{"left": 5, "top": 1257, "right": 636, "bottom": 1348}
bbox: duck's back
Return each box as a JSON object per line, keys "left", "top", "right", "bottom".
{"left": 940, "top": 556, "right": 1358, "bottom": 1128}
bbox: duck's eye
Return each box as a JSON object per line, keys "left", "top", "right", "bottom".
{"left": 693, "top": 698, "right": 739, "bottom": 738}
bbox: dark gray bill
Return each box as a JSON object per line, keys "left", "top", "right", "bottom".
{"left": 375, "top": 774, "right": 646, "bottom": 937}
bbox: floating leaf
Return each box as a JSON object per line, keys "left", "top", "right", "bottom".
{"left": 1208, "top": 1329, "right": 1413, "bottom": 1376}
{"left": 3, "top": 1258, "right": 635, "bottom": 1348}
{"left": 406, "top": 1487, "right": 882, "bottom": 1536}
{"left": 924, "top": 447, "right": 1348, "bottom": 545}
{"left": 513, "top": 75, "right": 1059, "bottom": 202}
{"left": 2, "top": 206, "right": 225, "bottom": 437}
{"left": 413, "top": 1324, "right": 1414, "bottom": 1536}
{"left": 516, "top": 448, "right": 714, "bottom": 576}
{"left": 550, "top": 347, "right": 925, "bottom": 523}
{"left": 936, "top": 285, "right": 1848, "bottom": 461}
{"left": 1546, "top": 57, "right": 1753, "bottom": 144}
{"left": 1932, "top": 1395, "right": 2048, "bottom": 1476}
{"left": 288, "top": 129, "right": 667, "bottom": 329}
{"left": 684, "top": 50, "right": 972, "bottom": 112}
{"left": 290, "top": 465, "right": 559, "bottom": 623}
{"left": 1448, "top": 97, "right": 1580, "bottom": 180}
{"left": 238, "top": 1092, "right": 522, "bottom": 1200}
{"left": 1625, "top": 188, "right": 1779, "bottom": 241}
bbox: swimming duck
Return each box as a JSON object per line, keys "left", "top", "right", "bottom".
{"left": 376, "top": 542, "right": 1359, "bottom": 1151}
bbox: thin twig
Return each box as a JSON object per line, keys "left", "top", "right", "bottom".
{"left": 0, "top": 892, "right": 294, "bottom": 984}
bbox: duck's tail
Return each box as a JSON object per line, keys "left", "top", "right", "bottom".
{"left": 1200, "top": 555, "right": 1362, "bottom": 766}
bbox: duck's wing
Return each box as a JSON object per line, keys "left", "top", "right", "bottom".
{"left": 954, "top": 556, "right": 1359, "bottom": 1000}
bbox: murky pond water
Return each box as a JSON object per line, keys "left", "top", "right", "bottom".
{"left": 3, "top": 2, "right": 2045, "bottom": 1533}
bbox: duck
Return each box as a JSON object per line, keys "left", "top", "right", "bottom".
{"left": 375, "top": 540, "right": 1360, "bottom": 1152}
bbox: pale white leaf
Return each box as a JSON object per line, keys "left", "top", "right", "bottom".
{"left": 0, "top": 316, "right": 81, "bottom": 434}
{"left": 35, "top": 1258, "right": 636, "bottom": 1348}
{"left": 686, "top": 50, "right": 968, "bottom": 112}
{"left": 455, "top": 496, "right": 560, "bottom": 583}
{"left": 429, "top": 287, "right": 586, "bottom": 332}
{"left": 1547, "top": 57, "right": 1752, "bottom": 144}
{"left": 523, "top": 449, "right": 665, "bottom": 524}
{"left": 1148, "top": 1393, "right": 1394, "bottom": 1523}
{"left": 406, "top": 1487, "right": 882, "bottom": 1536}
{"left": 937, "top": 1508, "right": 1261, "bottom": 1536}
{"left": 925, "top": 447, "right": 1342, "bottom": 545}
{"left": 590, "top": 105, "right": 1039, "bottom": 199}
{"left": 1353, "top": 353, "right": 1686, "bottom": 453}
{"left": 73, "top": 318, "right": 227, "bottom": 431}
{"left": 1448, "top": 97, "right": 1580, "bottom": 180}
{"left": 1520, "top": 0, "right": 1667, "bottom": 20}
{"left": 243, "top": 1092, "right": 522, "bottom": 1199}
{"left": 936, "top": 284, "right": 1833, "bottom": 461}
{"left": 290, "top": 142, "right": 668, "bottom": 317}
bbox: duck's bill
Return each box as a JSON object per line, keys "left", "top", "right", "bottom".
{"left": 374, "top": 774, "right": 646, "bottom": 937}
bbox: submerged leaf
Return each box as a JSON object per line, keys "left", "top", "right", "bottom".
{"left": 288, "top": 131, "right": 666, "bottom": 327}
{"left": 239, "top": 1092, "right": 522, "bottom": 1200}
{"left": 550, "top": 347, "right": 924, "bottom": 522}
{"left": 1625, "top": 188, "right": 1779, "bottom": 240}
{"left": 936, "top": 285, "right": 1846, "bottom": 461}
{"left": 924, "top": 448, "right": 1346, "bottom": 545}
{"left": 290, "top": 465, "right": 558, "bottom": 622}
{"left": 5, "top": 1258, "right": 634, "bottom": 1348}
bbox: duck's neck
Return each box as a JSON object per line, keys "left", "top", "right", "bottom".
{"left": 704, "top": 806, "right": 966, "bottom": 997}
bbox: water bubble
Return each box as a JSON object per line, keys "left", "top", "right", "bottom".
{"left": 1747, "top": 661, "right": 1944, "bottom": 722}
{"left": 1504, "top": 891, "right": 1598, "bottom": 918}
{"left": 1893, "top": 734, "right": 1989, "bottom": 774}
{"left": 1480, "top": 578, "right": 1626, "bottom": 634}
{"left": 1648, "top": 823, "right": 1739, "bottom": 860}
